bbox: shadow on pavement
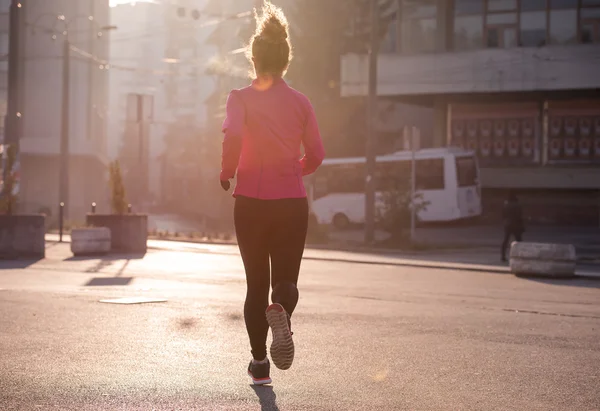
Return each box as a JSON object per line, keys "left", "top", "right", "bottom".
{"left": 65, "top": 253, "right": 145, "bottom": 262}
{"left": 0, "top": 257, "right": 43, "bottom": 270}
{"left": 85, "top": 277, "right": 134, "bottom": 286}
{"left": 251, "top": 385, "right": 279, "bottom": 411}
{"left": 518, "top": 277, "right": 600, "bottom": 289}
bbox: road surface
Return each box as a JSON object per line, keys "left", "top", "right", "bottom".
{"left": 1, "top": 243, "right": 599, "bottom": 410}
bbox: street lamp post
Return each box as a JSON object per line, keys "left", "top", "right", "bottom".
{"left": 2, "top": 0, "right": 23, "bottom": 211}
{"left": 59, "top": 31, "right": 70, "bottom": 219}
{"left": 365, "top": 0, "right": 379, "bottom": 244}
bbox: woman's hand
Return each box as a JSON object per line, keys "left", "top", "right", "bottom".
{"left": 220, "top": 180, "right": 231, "bottom": 191}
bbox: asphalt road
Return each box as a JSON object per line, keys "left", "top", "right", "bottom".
{"left": 1, "top": 243, "right": 599, "bottom": 410}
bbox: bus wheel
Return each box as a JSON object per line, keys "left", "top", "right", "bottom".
{"left": 333, "top": 213, "right": 350, "bottom": 230}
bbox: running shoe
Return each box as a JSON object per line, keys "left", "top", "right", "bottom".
{"left": 247, "top": 359, "right": 271, "bottom": 385}
{"left": 266, "top": 303, "right": 294, "bottom": 370}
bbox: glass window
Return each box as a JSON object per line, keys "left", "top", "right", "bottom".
{"left": 487, "top": 0, "right": 517, "bottom": 11}
{"left": 520, "top": 11, "right": 547, "bottom": 47}
{"left": 580, "top": 23, "right": 595, "bottom": 43}
{"left": 454, "top": 15, "right": 484, "bottom": 50}
{"left": 581, "top": 8, "right": 600, "bottom": 18}
{"left": 550, "top": 9, "right": 578, "bottom": 44}
{"left": 456, "top": 157, "right": 478, "bottom": 187}
{"left": 381, "top": 19, "right": 398, "bottom": 53}
{"left": 582, "top": 0, "right": 600, "bottom": 5}
{"left": 550, "top": 0, "right": 578, "bottom": 8}
{"left": 0, "top": 33, "right": 7, "bottom": 55}
{"left": 400, "top": 0, "right": 437, "bottom": 54}
{"left": 402, "top": 0, "right": 437, "bottom": 19}
{"left": 486, "top": 27, "right": 517, "bottom": 48}
{"left": 520, "top": 0, "right": 547, "bottom": 11}
{"left": 487, "top": 27, "right": 500, "bottom": 47}
{"left": 401, "top": 17, "right": 437, "bottom": 53}
{"left": 503, "top": 27, "right": 518, "bottom": 47}
{"left": 455, "top": 0, "right": 484, "bottom": 15}
{"left": 487, "top": 12, "right": 518, "bottom": 24}
{"left": 416, "top": 159, "right": 445, "bottom": 190}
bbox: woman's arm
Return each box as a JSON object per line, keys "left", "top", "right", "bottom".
{"left": 300, "top": 101, "right": 325, "bottom": 176}
{"left": 220, "top": 90, "right": 245, "bottom": 181}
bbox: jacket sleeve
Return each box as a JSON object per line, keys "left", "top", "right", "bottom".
{"left": 299, "top": 100, "right": 325, "bottom": 176}
{"left": 220, "top": 90, "right": 244, "bottom": 181}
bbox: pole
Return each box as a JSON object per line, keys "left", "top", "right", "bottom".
{"left": 364, "top": 0, "right": 379, "bottom": 244}
{"left": 137, "top": 94, "right": 146, "bottom": 208}
{"left": 59, "top": 36, "right": 70, "bottom": 219}
{"left": 3, "top": 0, "right": 22, "bottom": 207}
{"left": 59, "top": 202, "right": 64, "bottom": 242}
{"left": 410, "top": 127, "right": 417, "bottom": 244}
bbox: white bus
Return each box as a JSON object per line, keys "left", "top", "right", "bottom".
{"left": 307, "top": 147, "right": 482, "bottom": 229}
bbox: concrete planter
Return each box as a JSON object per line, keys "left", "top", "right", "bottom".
{"left": 86, "top": 214, "right": 148, "bottom": 254}
{"left": 71, "top": 227, "right": 111, "bottom": 256}
{"left": 0, "top": 215, "right": 45, "bottom": 259}
{"left": 510, "top": 242, "right": 576, "bottom": 278}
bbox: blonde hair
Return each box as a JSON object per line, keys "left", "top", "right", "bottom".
{"left": 246, "top": 1, "right": 292, "bottom": 77}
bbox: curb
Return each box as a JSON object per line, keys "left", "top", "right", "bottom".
{"left": 45, "top": 236, "right": 599, "bottom": 280}
{"left": 145, "top": 242, "right": 600, "bottom": 279}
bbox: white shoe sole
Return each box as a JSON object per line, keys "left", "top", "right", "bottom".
{"left": 266, "top": 303, "right": 294, "bottom": 370}
{"left": 248, "top": 370, "right": 272, "bottom": 385}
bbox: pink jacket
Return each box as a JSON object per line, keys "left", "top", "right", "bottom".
{"left": 220, "top": 77, "right": 325, "bottom": 200}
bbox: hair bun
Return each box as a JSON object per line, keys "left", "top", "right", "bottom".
{"left": 256, "top": 2, "right": 289, "bottom": 44}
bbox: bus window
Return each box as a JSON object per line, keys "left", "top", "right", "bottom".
{"left": 416, "top": 159, "right": 445, "bottom": 190}
{"left": 456, "top": 156, "right": 478, "bottom": 187}
{"left": 319, "top": 163, "right": 364, "bottom": 196}
{"left": 375, "top": 161, "right": 400, "bottom": 191}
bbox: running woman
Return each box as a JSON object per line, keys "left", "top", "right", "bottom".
{"left": 219, "top": 1, "right": 325, "bottom": 385}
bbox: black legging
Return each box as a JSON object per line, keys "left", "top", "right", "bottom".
{"left": 234, "top": 195, "right": 309, "bottom": 360}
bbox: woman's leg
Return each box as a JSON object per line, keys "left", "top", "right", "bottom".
{"left": 234, "top": 196, "right": 271, "bottom": 361}
{"left": 268, "top": 198, "right": 309, "bottom": 317}
{"left": 264, "top": 197, "right": 308, "bottom": 370}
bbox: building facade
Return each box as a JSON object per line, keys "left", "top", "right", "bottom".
{"left": 13, "top": 0, "right": 111, "bottom": 222}
{"left": 109, "top": 0, "right": 221, "bottom": 215}
{"left": 341, "top": 0, "right": 600, "bottom": 225}
{"left": 0, "top": 0, "right": 10, "bottom": 143}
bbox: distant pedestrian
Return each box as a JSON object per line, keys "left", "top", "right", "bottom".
{"left": 501, "top": 191, "right": 525, "bottom": 261}
{"left": 219, "top": 2, "right": 325, "bottom": 385}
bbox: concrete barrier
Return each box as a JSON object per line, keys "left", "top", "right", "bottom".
{"left": 0, "top": 215, "right": 46, "bottom": 259}
{"left": 86, "top": 214, "right": 147, "bottom": 254}
{"left": 71, "top": 227, "right": 111, "bottom": 256}
{"left": 509, "top": 242, "right": 576, "bottom": 278}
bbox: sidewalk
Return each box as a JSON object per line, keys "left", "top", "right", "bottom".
{"left": 44, "top": 234, "right": 600, "bottom": 279}
{"left": 328, "top": 225, "right": 600, "bottom": 262}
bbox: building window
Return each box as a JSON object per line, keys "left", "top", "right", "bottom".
{"left": 520, "top": 0, "right": 547, "bottom": 11}
{"left": 549, "top": 0, "right": 578, "bottom": 7}
{"left": 454, "top": 0, "right": 484, "bottom": 51}
{"left": 485, "top": 1, "right": 517, "bottom": 48}
{"left": 549, "top": 8, "right": 578, "bottom": 44}
{"left": 520, "top": 9, "right": 547, "bottom": 47}
{"left": 381, "top": 18, "right": 398, "bottom": 53}
{"left": 0, "top": 33, "right": 7, "bottom": 73}
{"left": 487, "top": 0, "right": 517, "bottom": 12}
{"left": 450, "top": 0, "right": 600, "bottom": 50}
{"left": 580, "top": 5, "right": 600, "bottom": 43}
{"left": 400, "top": 0, "right": 437, "bottom": 54}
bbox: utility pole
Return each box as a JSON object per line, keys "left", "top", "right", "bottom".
{"left": 364, "top": 0, "right": 379, "bottom": 244}
{"left": 59, "top": 35, "right": 71, "bottom": 219}
{"left": 3, "top": 0, "right": 23, "bottom": 208}
{"left": 410, "top": 127, "right": 418, "bottom": 244}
